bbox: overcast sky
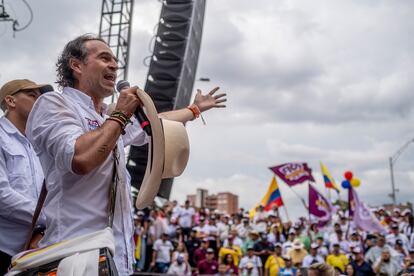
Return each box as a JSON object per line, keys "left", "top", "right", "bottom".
{"left": 1, "top": 0, "right": 413, "bottom": 219}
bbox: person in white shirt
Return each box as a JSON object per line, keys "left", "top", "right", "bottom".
{"left": 282, "top": 230, "right": 296, "bottom": 255}
{"left": 237, "top": 218, "right": 252, "bottom": 241}
{"left": 194, "top": 216, "right": 211, "bottom": 239}
{"left": 0, "top": 79, "right": 52, "bottom": 275}
{"left": 25, "top": 34, "right": 227, "bottom": 275}
{"left": 170, "top": 200, "right": 181, "bottom": 220}
{"left": 179, "top": 200, "right": 195, "bottom": 240}
{"left": 239, "top": 246, "right": 263, "bottom": 276}
{"left": 315, "top": 237, "right": 329, "bottom": 259}
{"left": 386, "top": 223, "right": 410, "bottom": 252}
{"left": 167, "top": 254, "right": 191, "bottom": 275}
{"left": 218, "top": 215, "right": 231, "bottom": 242}
{"left": 151, "top": 233, "right": 174, "bottom": 273}
{"left": 302, "top": 243, "right": 324, "bottom": 268}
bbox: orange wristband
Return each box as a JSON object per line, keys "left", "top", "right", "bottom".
{"left": 187, "top": 104, "right": 201, "bottom": 119}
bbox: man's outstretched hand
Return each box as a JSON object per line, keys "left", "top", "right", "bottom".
{"left": 193, "top": 87, "right": 227, "bottom": 112}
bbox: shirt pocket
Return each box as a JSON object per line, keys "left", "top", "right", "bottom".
{"left": 3, "top": 148, "right": 28, "bottom": 177}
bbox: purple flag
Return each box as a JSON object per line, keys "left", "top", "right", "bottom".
{"left": 309, "top": 184, "right": 333, "bottom": 227}
{"left": 350, "top": 188, "right": 387, "bottom": 234}
{"left": 270, "top": 163, "right": 315, "bottom": 186}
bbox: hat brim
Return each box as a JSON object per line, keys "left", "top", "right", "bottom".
{"left": 135, "top": 90, "right": 165, "bottom": 209}
{"left": 21, "top": 83, "right": 53, "bottom": 94}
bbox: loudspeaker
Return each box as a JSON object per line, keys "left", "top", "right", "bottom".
{"left": 127, "top": 0, "right": 206, "bottom": 200}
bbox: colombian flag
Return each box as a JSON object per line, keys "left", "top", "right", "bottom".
{"left": 250, "top": 177, "right": 284, "bottom": 217}
{"left": 320, "top": 161, "right": 340, "bottom": 193}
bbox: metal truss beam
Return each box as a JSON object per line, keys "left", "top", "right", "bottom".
{"left": 98, "top": 0, "right": 134, "bottom": 80}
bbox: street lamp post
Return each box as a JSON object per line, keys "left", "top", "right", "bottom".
{"left": 388, "top": 138, "right": 414, "bottom": 206}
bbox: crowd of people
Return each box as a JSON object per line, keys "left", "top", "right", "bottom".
{"left": 133, "top": 200, "right": 414, "bottom": 276}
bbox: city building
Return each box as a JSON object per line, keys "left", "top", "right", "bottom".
{"left": 186, "top": 188, "right": 239, "bottom": 215}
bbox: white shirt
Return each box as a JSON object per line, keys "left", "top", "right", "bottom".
{"left": 153, "top": 239, "right": 174, "bottom": 263}
{"left": 167, "top": 262, "right": 191, "bottom": 275}
{"left": 179, "top": 207, "right": 194, "bottom": 228}
{"left": 302, "top": 254, "right": 324, "bottom": 267}
{"left": 194, "top": 224, "right": 210, "bottom": 237}
{"left": 239, "top": 255, "right": 262, "bottom": 276}
{"left": 0, "top": 117, "right": 44, "bottom": 255}
{"left": 386, "top": 233, "right": 410, "bottom": 251}
{"left": 26, "top": 88, "right": 147, "bottom": 275}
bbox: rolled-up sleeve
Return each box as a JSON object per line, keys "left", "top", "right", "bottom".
{"left": 123, "top": 116, "right": 149, "bottom": 147}
{"left": 26, "top": 93, "right": 84, "bottom": 174}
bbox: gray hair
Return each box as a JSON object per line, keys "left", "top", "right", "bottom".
{"left": 56, "top": 34, "right": 106, "bottom": 88}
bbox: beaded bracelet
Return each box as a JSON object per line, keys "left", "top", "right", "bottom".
{"left": 187, "top": 104, "right": 206, "bottom": 125}
{"left": 187, "top": 104, "right": 201, "bottom": 119}
{"left": 107, "top": 111, "right": 132, "bottom": 135}
{"left": 107, "top": 117, "right": 126, "bottom": 135}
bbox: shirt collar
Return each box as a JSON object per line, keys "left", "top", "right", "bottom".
{"left": 0, "top": 116, "right": 22, "bottom": 136}
{"left": 63, "top": 87, "right": 108, "bottom": 116}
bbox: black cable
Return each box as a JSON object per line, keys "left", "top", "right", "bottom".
{"left": 13, "top": 0, "right": 33, "bottom": 32}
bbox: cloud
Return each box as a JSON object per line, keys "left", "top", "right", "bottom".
{"left": 0, "top": 0, "right": 413, "bottom": 219}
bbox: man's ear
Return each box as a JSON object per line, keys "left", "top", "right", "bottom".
{"left": 69, "top": 57, "right": 83, "bottom": 75}
{"left": 3, "top": 95, "right": 16, "bottom": 109}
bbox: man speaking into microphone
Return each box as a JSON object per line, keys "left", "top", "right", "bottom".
{"left": 25, "top": 34, "right": 226, "bottom": 275}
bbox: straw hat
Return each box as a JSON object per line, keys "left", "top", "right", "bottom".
{"left": 134, "top": 89, "right": 190, "bottom": 209}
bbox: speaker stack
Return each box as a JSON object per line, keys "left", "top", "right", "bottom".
{"left": 127, "top": 0, "right": 206, "bottom": 199}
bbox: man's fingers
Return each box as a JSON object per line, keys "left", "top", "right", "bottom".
{"left": 208, "top": 86, "right": 220, "bottom": 95}
{"left": 215, "top": 98, "right": 227, "bottom": 104}
{"left": 213, "top": 93, "right": 226, "bottom": 99}
{"left": 214, "top": 104, "right": 226, "bottom": 108}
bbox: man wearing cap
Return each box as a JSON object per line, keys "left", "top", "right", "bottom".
{"left": 315, "top": 236, "right": 328, "bottom": 259}
{"left": 0, "top": 79, "right": 52, "bottom": 274}
{"left": 194, "top": 238, "right": 210, "bottom": 264}
{"left": 386, "top": 223, "right": 409, "bottom": 252}
{"left": 151, "top": 232, "right": 174, "bottom": 273}
{"left": 302, "top": 243, "right": 324, "bottom": 268}
{"left": 198, "top": 248, "right": 219, "bottom": 275}
{"left": 278, "top": 256, "right": 298, "bottom": 276}
{"left": 239, "top": 246, "right": 263, "bottom": 276}
{"left": 349, "top": 247, "right": 375, "bottom": 276}
{"left": 264, "top": 243, "right": 284, "bottom": 276}
{"left": 24, "top": 34, "right": 226, "bottom": 275}
{"left": 167, "top": 254, "right": 191, "bottom": 275}
{"left": 253, "top": 232, "right": 274, "bottom": 268}
{"left": 401, "top": 209, "right": 413, "bottom": 236}
{"left": 365, "top": 234, "right": 397, "bottom": 265}
{"left": 326, "top": 242, "right": 349, "bottom": 273}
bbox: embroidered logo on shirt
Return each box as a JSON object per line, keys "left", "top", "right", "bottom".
{"left": 85, "top": 118, "right": 100, "bottom": 130}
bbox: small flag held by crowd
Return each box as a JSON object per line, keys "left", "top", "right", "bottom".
{"left": 269, "top": 163, "right": 315, "bottom": 186}
{"left": 320, "top": 161, "right": 340, "bottom": 193}
{"left": 249, "top": 176, "right": 284, "bottom": 218}
{"left": 261, "top": 176, "right": 284, "bottom": 210}
{"left": 308, "top": 184, "right": 333, "bottom": 227}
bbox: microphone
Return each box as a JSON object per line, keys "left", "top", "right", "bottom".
{"left": 116, "top": 80, "right": 152, "bottom": 136}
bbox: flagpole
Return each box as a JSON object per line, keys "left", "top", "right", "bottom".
{"left": 308, "top": 182, "right": 311, "bottom": 222}
{"left": 283, "top": 205, "right": 290, "bottom": 221}
{"left": 286, "top": 184, "right": 308, "bottom": 211}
